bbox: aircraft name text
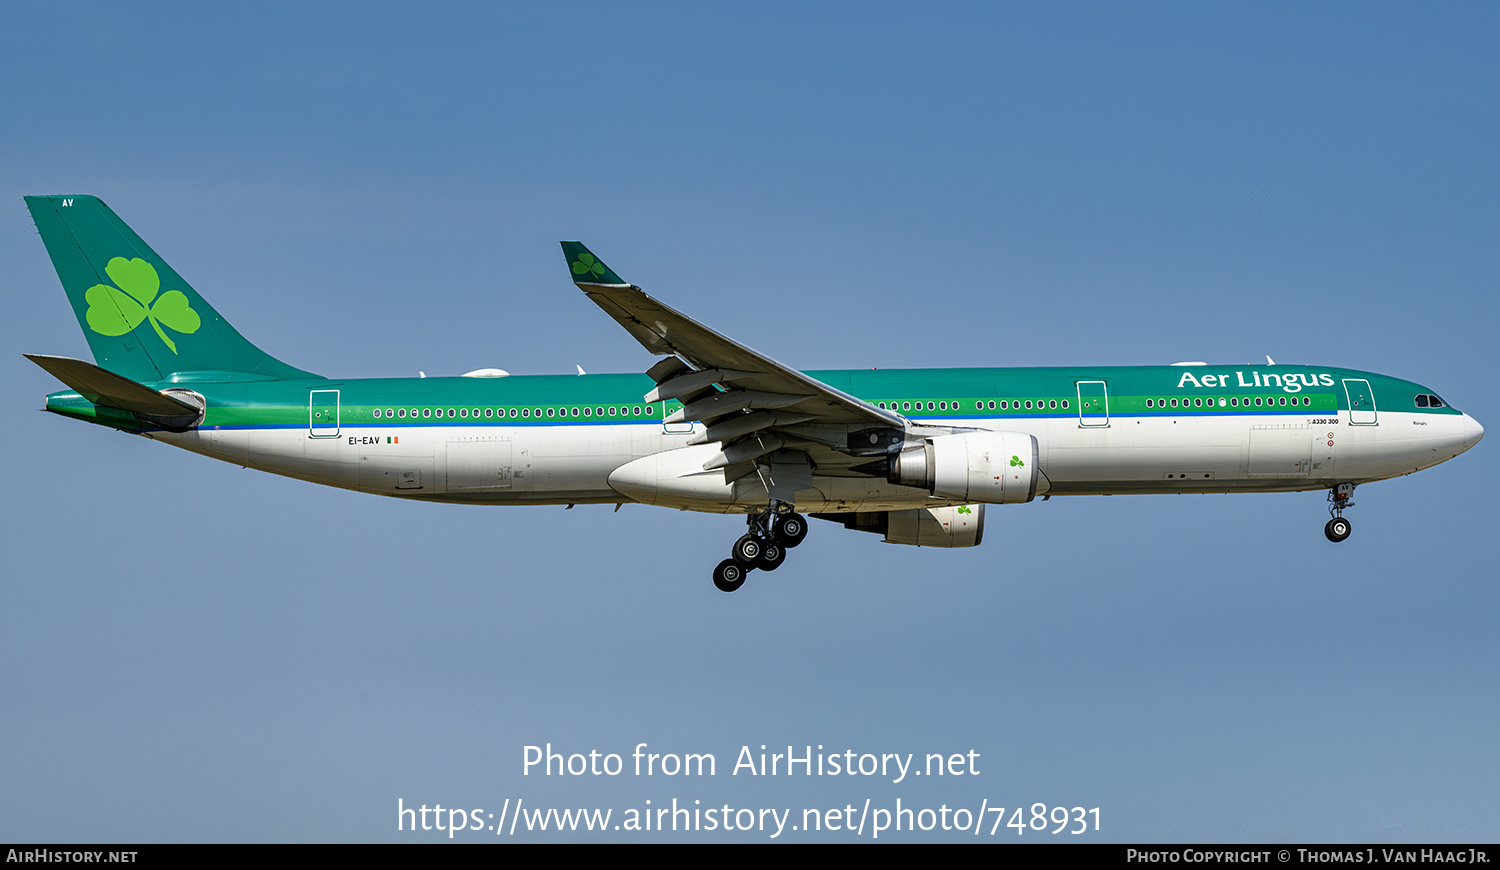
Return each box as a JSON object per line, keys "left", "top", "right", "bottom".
{"left": 1176, "top": 371, "right": 1336, "bottom": 393}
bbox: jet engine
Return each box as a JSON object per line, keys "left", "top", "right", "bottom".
{"left": 814, "top": 504, "right": 985, "bottom": 548}
{"left": 875, "top": 432, "right": 1040, "bottom": 504}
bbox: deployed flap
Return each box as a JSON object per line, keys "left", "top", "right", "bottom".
{"left": 25, "top": 354, "right": 200, "bottom": 416}
{"left": 559, "top": 242, "right": 903, "bottom": 437}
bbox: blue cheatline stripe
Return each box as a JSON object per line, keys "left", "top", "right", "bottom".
{"left": 212, "top": 408, "right": 1333, "bottom": 431}
{"left": 210, "top": 420, "right": 665, "bottom": 430}
{"left": 923, "top": 409, "right": 1317, "bottom": 421}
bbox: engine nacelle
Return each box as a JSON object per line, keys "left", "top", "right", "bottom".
{"left": 815, "top": 504, "right": 985, "bottom": 548}
{"left": 886, "top": 432, "right": 1040, "bottom": 504}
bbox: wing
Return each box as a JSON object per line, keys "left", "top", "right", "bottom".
{"left": 560, "top": 242, "right": 907, "bottom": 473}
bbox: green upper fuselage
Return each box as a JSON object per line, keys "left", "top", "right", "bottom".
{"left": 44, "top": 364, "right": 1459, "bottom": 433}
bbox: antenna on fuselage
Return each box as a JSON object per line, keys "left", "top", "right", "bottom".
{"left": 1265, "top": 355, "right": 1275, "bottom": 366}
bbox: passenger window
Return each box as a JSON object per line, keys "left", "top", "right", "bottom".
{"left": 1061, "top": 400, "right": 1068, "bottom": 409}
{"left": 645, "top": 406, "right": 654, "bottom": 415}
{"left": 398, "top": 409, "right": 407, "bottom": 418}
{"left": 1025, "top": 400, "right": 1033, "bottom": 410}
{"left": 547, "top": 408, "right": 555, "bottom": 417}
{"left": 596, "top": 407, "right": 604, "bottom": 416}
{"left": 1049, "top": 400, "right": 1057, "bottom": 409}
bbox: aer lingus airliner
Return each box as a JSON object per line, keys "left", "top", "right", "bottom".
{"left": 24, "top": 196, "right": 1484, "bottom": 592}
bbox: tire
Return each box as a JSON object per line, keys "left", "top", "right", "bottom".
{"left": 732, "top": 534, "right": 763, "bottom": 565}
{"left": 776, "top": 514, "right": 808, "bottom": 548}
{"left": 713, "top": 559, "right": 747, "bottom": 593}
{"left": 757, "top": 542, "right": 786, "bottom": 571}
{"left": 1324, "top": 517, "right": 1352, "bottom": 543}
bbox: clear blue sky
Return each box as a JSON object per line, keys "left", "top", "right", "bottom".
{"left": 3, "top": 1, "right": 1496, "bottom": 842}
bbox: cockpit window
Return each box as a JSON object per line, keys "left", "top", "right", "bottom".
{"left": 1414, "top": 393, "right": 1448, "bottom": 409}
{"left": 1416, "top": 395, "right": 1429, "bottom": 408}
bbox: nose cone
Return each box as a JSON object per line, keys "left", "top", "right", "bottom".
{"left": 1463, "top": 413, "right": 1485, "bottom": 452}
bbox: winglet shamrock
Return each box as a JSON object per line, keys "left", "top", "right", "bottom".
{"left": 559, "top": 242, "right": 627, "bottom": 285}
{"left": 84, "top": 257, "right": 201, "bottom": 354}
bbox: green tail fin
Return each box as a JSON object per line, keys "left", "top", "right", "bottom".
{"left": 560, "top": 241, "right": 627, "bottom": 285}
{"left": 25, "top": 195, "right": 319, "bottom": 383}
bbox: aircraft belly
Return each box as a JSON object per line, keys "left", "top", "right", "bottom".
{"left": 1042, "top": 416, "right": 1242, "bottom": 490}
{"left": 530, "top": 424, "right": 636, "bottom": 497}
{"left": 608, "top": 445, "right": 932, "bottom": 513}
{"left": 304, "top": 433, "right": 360, "bottom": 489}
{"left": 1333, "top": 411, "right": 1470, "bottom": 480}
{"left": 242, "top": 428, "right": 315, "bottom": 481}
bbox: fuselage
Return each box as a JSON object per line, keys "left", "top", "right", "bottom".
{"left": 45, "top": 363, "right": 1483, "bottom": 514}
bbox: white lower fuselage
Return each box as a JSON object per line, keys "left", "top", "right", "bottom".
{"left": 156, "top": 407, "right": 1477, "bottom": 513}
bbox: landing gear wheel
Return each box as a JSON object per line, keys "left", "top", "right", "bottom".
{"left": 775, "top": 513, "right": 808, "bottom": 548}
{"left": 713, "top": 559, "right": 747, "bottom": 593}
{"left": 732, "top": 534, "right": 764, "bottom": 565}
{"left": 756, "top": 542, "right": 786, "bottom": 571}
{"left": 1324, "top": 517, "right": 1352, "bottom": 543}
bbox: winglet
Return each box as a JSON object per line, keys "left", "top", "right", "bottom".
{"left": 560, "top": 242, "right": 627, "bottom": 285}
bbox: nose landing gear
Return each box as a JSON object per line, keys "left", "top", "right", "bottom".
{"left": 713, "top": 499, "right": 806, "bottom": 592}
{"left": 1325, "top": 483, "right": 1355, "bottom": 543}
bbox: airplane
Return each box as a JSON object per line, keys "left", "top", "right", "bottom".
{"left": 23, "top": 195, "right": 1484, "bottom": 593}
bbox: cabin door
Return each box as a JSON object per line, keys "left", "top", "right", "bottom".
{"left": 1343, "top": 379, "right": 1377, "bottom": 425}
{"left": 1076, "top": 380, "right": 1109, "bottom": 427}
{"left": 309, "top": 389, "right": 340, "bottom": 437}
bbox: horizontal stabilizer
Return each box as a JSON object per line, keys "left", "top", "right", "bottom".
{"left": 24, "top": 354, "right": 199, "bottom": 416}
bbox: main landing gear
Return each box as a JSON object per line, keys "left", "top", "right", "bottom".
{"left": 1324, "top": 483, "right": 1356, "bottom": 543}
{"left": 712, "top": 499, "right": 808, "bottom": 592}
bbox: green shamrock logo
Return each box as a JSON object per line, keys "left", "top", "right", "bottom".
{"left": 84, "top": 257, "right": 200, "bottom": 354}
{"left": 1009, "top": 455, "right": 1024, "bottom": 467}
{"left": 571, "top": 252, "right": 606, "bottom": 279}
{"left": 956, "top": 505, "right": 973, "bottom": 515}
